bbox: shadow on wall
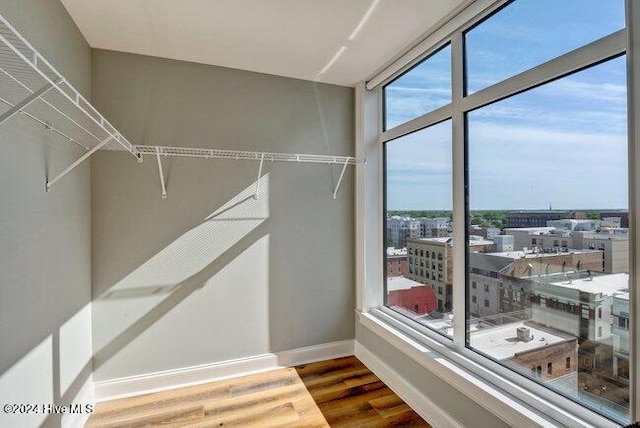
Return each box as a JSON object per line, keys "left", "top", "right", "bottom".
{"left": 92, "top": 174, "right": 271, "bottom": 376}
{"left": 0, "top": 304, "right": 94, "bottom": 428}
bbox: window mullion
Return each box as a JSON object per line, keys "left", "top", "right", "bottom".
{"left": 451, "top": 30, "right": 466, "bottom": 347}
{"left": 381, "top": 103, "right": 452, "bottom": 144}
{"left": 625, "top": 0, "right": 640, "bottom": 421}
{"left": 462, "top": 29, "right": 626, "bottom": 114}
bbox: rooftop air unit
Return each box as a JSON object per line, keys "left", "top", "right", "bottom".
{"left": 517, "top": 326, "right": 533, "bottom": 342}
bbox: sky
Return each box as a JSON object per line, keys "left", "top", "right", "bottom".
{"left": 385, "top": 0, "right": 627, "bottom": 211}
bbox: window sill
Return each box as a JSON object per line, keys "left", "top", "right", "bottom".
{"left": 357, "top": 309, "right": 621, "bottom": 428}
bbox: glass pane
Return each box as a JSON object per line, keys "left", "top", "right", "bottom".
{"left": 384, "top": 45, "right": 451, "bottom": 130}
{"left": 465, "top": 0, "right": 625, "bottom": 94}
{"left": 384, "top": 120, "right": 453, "bottom": 337}
{"left": 467, "top": 56, "right": 628, "bottom": 422}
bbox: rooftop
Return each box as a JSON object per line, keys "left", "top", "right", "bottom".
{"left": 386, "top": 247, "right": 407, "bottom": 256}
{"left": 486, "top": 248, "right": 602, "bottom": 260}
{"left": 504, "top": 227, "right": 556, "bottom": 233}
{"left": 612, "top": 291, "right": 630, "bottom": 301}
{"left": 387, "top": 276, "right": 425, "bottom": 291}
{"left": 469, "top": 322, "right": 574, "bottom": 360}
{"left": 408, "top": 237, "right": 453, "bottom": 245}
{"left": 544, "top": 272, "right": 629, "bottom": 296}
{"left": 469, "top": 239, "right": 496, "bottom": 247}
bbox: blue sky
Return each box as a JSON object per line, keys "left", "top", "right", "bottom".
{"left": 385, "top": 0, "right": 627, "bottom": 211}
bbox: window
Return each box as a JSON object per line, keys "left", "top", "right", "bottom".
{"left": 582, "top": 306, "right": 590, "bottom": 320}
{"left": 619, "top": 317, "right": 629, "bottom": 329}
{"left": 467, "top": 50, "right": 627, "bottom": 419}
{"left": 384, "top": 44, "right": 451, "bottom": 130}
{"left": 376, "top": 0, "right": 630, "bottom": 423}
{"left": 384, "top": 121, "right": 452, "bottom": 333}
{"left": 465, "top": 0, "right": 624, "bottom": 94}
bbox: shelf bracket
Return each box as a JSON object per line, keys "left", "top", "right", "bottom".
{"left": 46, "top": 135, "right": 113, "bottom": 191}
{"left": 0, "top": 82, "right": 53, "bottom": 126}
{"left": 254, "top": 153, "right": 264, "bottom": 200}
{"left": 333, "top": 157, "right": 350, "bottom": 200}
{"left": 156, "top": 147, "right": 167, "bottom": 199}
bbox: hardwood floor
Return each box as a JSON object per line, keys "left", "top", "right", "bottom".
{"left": 86, "top": 356, "right": 430, "bottom": 427}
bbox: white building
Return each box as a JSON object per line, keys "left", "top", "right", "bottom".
{"left": 532, "top": 273, "right": 628, "bottom": 344}
{"left": 547, "top": 219, "right": 600, "bottom": 231}
{"left": 504, "top": 227, "right": 629, "bottom": 274}
{"left": 387, "top": 216, "right": 421, "bottom": 248}
{"left": 612, "top": 291, "right": 630, "bottom": 383}
{"left": 420, "top": 217, "right": 450, "bottom": 238}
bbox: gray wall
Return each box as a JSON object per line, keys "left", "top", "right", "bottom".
{"left": 356, "top": 324, "right": 510, "bottom": 428}
{"left": 0, "top": 1, "right": 93, "bottom": 427}
{"left": 90, "top": 49, "right": 355, "bottom": 381}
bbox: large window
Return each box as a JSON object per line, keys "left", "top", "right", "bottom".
{"left": 384, "top": 120, "right": 453, "bottom": 337}
{"left": 465, "top": 0, "right": 625, "bottom": 94}
{"left": 467, "top": 55, "right": 628, "bottom": 420}
{"left": 384, "top": 44, "right": 451, "bottom": 130}
{"left": 381, "top": 0, "right": 629, "bottom": 423}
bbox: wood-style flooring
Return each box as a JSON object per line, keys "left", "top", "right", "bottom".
{"left": 86, "top": 356, "right": 430, "bottom": 427}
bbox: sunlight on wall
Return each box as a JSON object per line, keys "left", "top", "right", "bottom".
{"left": 99, "top": 233, "right": 272, "bottom": 379}
{"left": 93, "top": 174, "right": 270, "bottom": 357}
{"left": 59, "top": 303, "right": 92, "bottom": 397}
{"left": 0, "top": 336, "right": 53, "bottom": 428}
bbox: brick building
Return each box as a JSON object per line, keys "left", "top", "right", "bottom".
{"left": 386, "top": 276, "right": 438, "bottom": 316}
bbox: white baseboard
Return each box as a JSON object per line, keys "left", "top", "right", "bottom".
{"left": 61, "top": 374, "right": 95, "bottom": 428}
{"left": 354, "top": 341, "right": 462, "bottom": 428}
{"left": 94, "top": 339, "right": 354, "bottom": 402}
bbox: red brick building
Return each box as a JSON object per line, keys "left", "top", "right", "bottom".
{"left": 387, "top": 276, "right": 437, "bottom": 315}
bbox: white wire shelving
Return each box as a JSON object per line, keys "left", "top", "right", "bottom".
{"left": 0, "top": 13, "right": 360, "bottom": 197}
{"left": 135, "top": 145, "right": 358, "bottom": 165}
{"left": 137, "top": 145, "right": 359, "bottom": 199}
{"left": 0, "top": 14, "right": 141, "bottom": 189}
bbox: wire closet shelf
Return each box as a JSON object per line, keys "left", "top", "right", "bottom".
{"left": 0, "top": 15, "right": 138, "bottom": 155}
{"left": 0, "top": 13, "right": 360, "bottom": 196}
{"left": 136, "top": 145, "right": 358, "bottom": 165}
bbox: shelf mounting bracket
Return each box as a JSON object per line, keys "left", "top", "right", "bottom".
{"left": 46, "top": 135, "right": 113, "bottom": 191}
{"left": 0, "top": 82, "right": 54, "bottom": 126}
{"left": 156, "top": 147, "right": 167, "bottom": 199}
{"left": 333, "top": 157, "right": 350, "bottom": 200}
{"left": 254, "top": 153, "right": 264, "bottom": 200}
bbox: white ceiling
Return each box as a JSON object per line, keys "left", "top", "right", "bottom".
{"left": 60, "top": 0, "right": 465, "bottom": 87}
